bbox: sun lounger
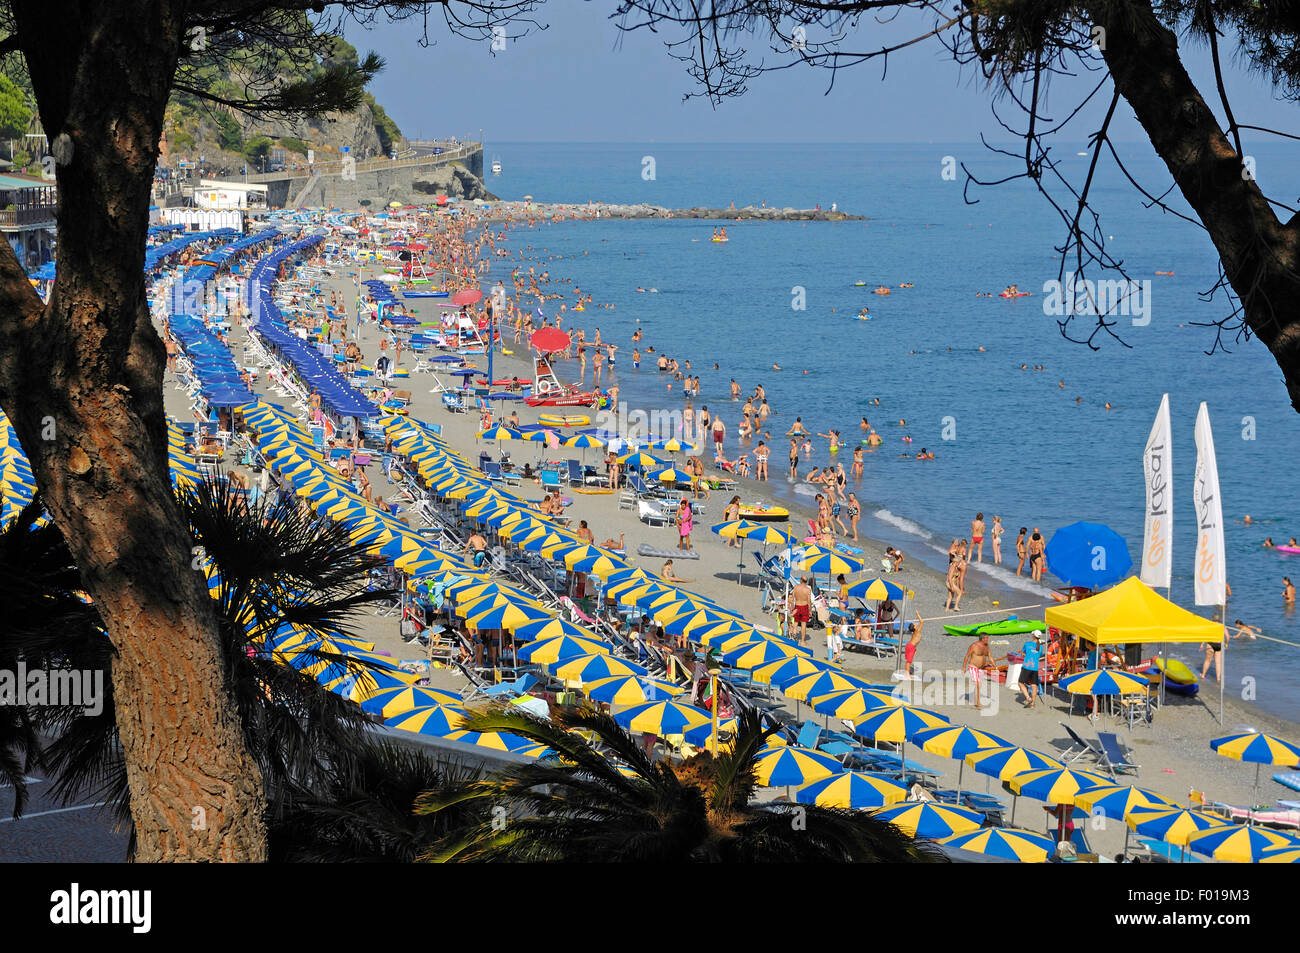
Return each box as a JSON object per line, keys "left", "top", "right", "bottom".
{"left": 1095, "top": 731, "right": 1141, "bottom": 777}
{"left": 1057, "top": 722, "right": 1104, "bottom": 764}
{"left": 1134, "top": 837, "right": 1202, "bottom": 863}
{"left": 638, "top": 500, "right": 669, "bottom": 527}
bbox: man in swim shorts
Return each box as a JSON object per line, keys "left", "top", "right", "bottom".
{"left": 962, "top": 634, "right": 995, "bottom": 710}
{"left": 791, "top": 577, "right": 813, "bottom": 644}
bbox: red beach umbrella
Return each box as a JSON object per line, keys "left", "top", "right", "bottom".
{"left": 530, "top": 327, "right": 570, "bottom": 353}
{"left": 452, "top": 289, "right": 483, "bottom": 306}
{"left": 435, "top": 195, "right": 449, "bottom": 206}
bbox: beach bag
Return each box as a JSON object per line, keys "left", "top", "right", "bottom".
{"left": 1005, "top": 662, "right": 1022, "bottom": 689}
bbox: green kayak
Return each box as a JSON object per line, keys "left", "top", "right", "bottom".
{"left": 943, "top": 618, "right": 1046, "bottom": 638}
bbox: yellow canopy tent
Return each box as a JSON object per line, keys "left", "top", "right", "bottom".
{"left": 1044, "top": 577, "right": 1223, "bottom": 644}
{"left": 1044, "top": 576, "right": 1224, "bottom": 721}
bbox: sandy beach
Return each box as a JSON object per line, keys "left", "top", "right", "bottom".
{"left": 162, "top": 211, "right": 1300, "bottom": 861}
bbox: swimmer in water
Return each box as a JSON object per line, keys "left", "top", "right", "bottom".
{"left": 1264, "top": 538, "right": 1275, "bottom": 548}
{"left": 860, "top": 417, "right": 870, "bottom": 431}
{"left": 1104, "top": 402, "right": 1113, "bottom": 410}
{"left": 771, "top": 363, "right": 781, "bottom": 371}
{"left": 1244, "top": 515, "right": 1252, "bottom": 524}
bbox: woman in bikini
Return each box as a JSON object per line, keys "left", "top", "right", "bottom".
{"left": 753, "top": 441, "right": 769, "bottom": 481}
{"left": 991, "top": 516, "right": 1004, "bottom": 564}
{"left": 722, "top": 495, "right": 741, "bottom": 546}
{"left": 1015, "top": 526, "right": 1028, "bottom": 576}
{"left": 852, "top": 445, "right": 864, "bottom": 479}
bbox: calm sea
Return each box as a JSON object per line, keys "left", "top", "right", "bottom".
{"left": 486, "top": 141, "right": 1300, "bottom": 722}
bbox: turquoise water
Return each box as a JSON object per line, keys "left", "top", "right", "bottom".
{"left": 489, "top": 142, "right": 1300, "bottom": 722}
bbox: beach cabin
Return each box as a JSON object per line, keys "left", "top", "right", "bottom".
{"left": 0, "top": 173, "right": 56, "bottom": 270}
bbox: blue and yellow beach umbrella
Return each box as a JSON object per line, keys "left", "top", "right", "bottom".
{"left": 722, "top": 638, "right": 809, "bottom": 669}
{"left": 795, "top": 770, "right": 909, "bottom": 809}
{"left": 752, "top": 745, "right": 842, "bottom": 788}
{"left": 1186, "top": 824, "right": 1297, "bottom": 862}
{"left": 466, "top": 600, "right": 552, "bottom": 632}
{"left": 845, "top": 577, "right": 906, "bottom": 601}
{"left": 940, "top": 828, "right": 1055, "bottom": 862}
{"left": 795, "top": 546, "right": 865, "bottom": 576}
{"left": 551, "top": 653, "right": 648, "bottom": 684}
{"left": 1008, "top": 767, "right": 1110, "bottom": 805}
{"left": 809, "top": 687, "right": 897, "bottom": 719}
{"left": 1210, "top": 732, "right": 1300, "bottom": 766}
{"left": 1125, "top": 807, "right": 1230, "bottom": 846}
{"left": 613, "top": 700, "right": 711, "bottom": 736}
{"left": 359, "top": 685, "right": 464, "bottom": 718}
{"left": 966, "top": 746, "right": 1064, "bottom": 782}
{"left": 691, "top": 619, "right": 759, "bottom": 646}
{"left": 443, "top": 729, "right": 539, "bottom": 752}
{"left": 1074, "top": 784, "right": 1177, "bottom": 820}
{"left": 585, "top": 675, "right": 683, "bottom": 705}
{"left": 783, "top": 670, "right": 873, "bottom": 703}
{"left": 1059, "top": 668, "right": 1150, "bottom": 695}
{"left": 751, "top": 655, "right": 837, "bottom": 686}
{"left": 517, "top": 633, "right": 611, "bottom": 665}
{"left": 661, "top": 606, "right": 741, "bottom": 637}
{"left": 385, "top": 704, "right": 469, "bottom": 736}
{"left": 1210, "top": 731, "right": 1300, "bottom": 805}
{"left": 871, "top": 802, "right": 984, "bottom": 839}
{"left": 511, "top": 616, "right": 593, "bottom": 643}
{"left": 1259, "top": 845, "right": 1300, "bottom": 863}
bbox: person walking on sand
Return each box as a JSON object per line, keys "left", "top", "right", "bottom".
{"left": 792, "top": 577, "right": 813, "bottom": 644}
{"left": 677, "top": 497, "right": 694, "bottom": 551}
{"left": 1029, "top": 527, "right": 1046, "bottom": 582}
{"left": 991, "top": 516, "right": 1004, "bottom": 565}
{"left": 971, "top": 513, "right": 986, "bottom": 562}
{"left": 1018, "top": 632, "right": 1042, "bottom": 708}
{"left": 962, "top": 634, "right": 995, "bottom": 710}
{"left": 1015, "top": 527, "right": 1028, "bottom": 576}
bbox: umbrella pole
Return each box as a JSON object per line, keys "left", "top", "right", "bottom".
{"left": 738, "top": 538, "right": 745, "bottom": 587}
{"left": 956, "top": 761, "right": 964, "bottom": 801}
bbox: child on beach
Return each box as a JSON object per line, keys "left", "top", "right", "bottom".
{"left": 904, "top": 620, "right": 922, "bottom": 678}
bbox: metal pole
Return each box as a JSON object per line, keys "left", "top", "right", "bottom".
{"left": 1219, "top": 603, "right": 1225, "bottom": 725}
{"left": 710, "top": 673, "right": 719, "bottom": 757}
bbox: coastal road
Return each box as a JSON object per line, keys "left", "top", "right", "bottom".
{"left": 0, "top": 775, "right": 127, "bottom": 863}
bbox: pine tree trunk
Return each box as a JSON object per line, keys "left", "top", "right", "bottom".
{"left": 0, "top": 0, "right": 266, "bottom": 860}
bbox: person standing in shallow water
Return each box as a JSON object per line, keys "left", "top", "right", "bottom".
{"left": 970, "top": 513, "right": 986, "bottom": 562}
{"left": 1015, "top": 527, "right": 1028, "bottom": 577}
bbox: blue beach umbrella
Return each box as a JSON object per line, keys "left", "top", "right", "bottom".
{"left": 1044, "top": 521, "right": 1133, "bottom": 589}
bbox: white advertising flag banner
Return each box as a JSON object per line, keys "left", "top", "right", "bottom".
{"left": 1192, "top": 402, "right": 1226, "bottom": 606}
{"left": 1141, "top": 394, "right": 1173, "bottom": 589}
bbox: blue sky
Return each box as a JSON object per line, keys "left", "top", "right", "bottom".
{"left": 350, "top": 4, "right": 1296, "bottom": 145}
